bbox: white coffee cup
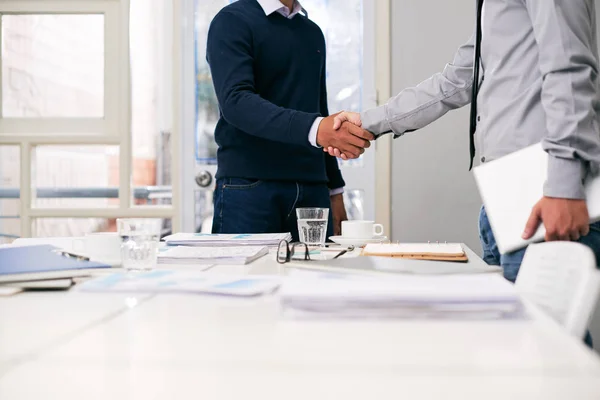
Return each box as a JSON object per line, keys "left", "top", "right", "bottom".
{"left": 73, "top": 232, "right": 121, "bottom": 264}
{"left": 341, "top": 220, "right": 384, "bottom": 239}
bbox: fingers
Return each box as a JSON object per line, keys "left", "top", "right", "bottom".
{"left": 545, "top": 224, "right": 579, "bottom": 242}
{"left": 334, "top": 222, "right": 342, "bottom": 236}
{"left": 346, "top": 123, "right": 375, "bottom": 141}
{"left": 522, "top": 204, "right": 542, "bottom": 240}
{"left": 333, "top": 112, "right": 362, "bottom": 130}
{"left": 345, "top": 112, "right": 363, "bottom": 127}
{"left": 333, "top": 113, "right": 349, "bottom": 130}
{"left": 580, "top": 224, "right": 591, "bottom": 237}
{"left": 570, "top": 231, "right": 581, "bottom": 242}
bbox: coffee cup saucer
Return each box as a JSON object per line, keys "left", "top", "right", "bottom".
{"left": 329, "top": 235, "right": 388, "bottom": 248}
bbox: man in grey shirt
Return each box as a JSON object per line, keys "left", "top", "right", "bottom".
{"left": 328, "top": 0, "right": 600, "bottom": 281}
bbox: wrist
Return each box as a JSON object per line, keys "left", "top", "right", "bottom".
{"left": 330, "top": 188, "right": 344, "bottom": 197}
{"left": 316, "top": 117, "right": 329, "bottom": 148}
{"left": 543, "top": 156, "right": 586, "bottom": 199}
{"left": 309, "top": 117, "right": 324, "bottom": 148}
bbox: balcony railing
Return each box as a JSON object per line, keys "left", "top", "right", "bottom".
{"left": 0, "top": 186, "right": 173, "bottom": 239}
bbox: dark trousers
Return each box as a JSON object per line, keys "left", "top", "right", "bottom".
{"left": 212, "top": 178, "right": 333, "bottom": 242}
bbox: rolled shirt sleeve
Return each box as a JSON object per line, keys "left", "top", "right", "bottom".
{"left": 524, "top": 0, "right": 600, "bottom": 199}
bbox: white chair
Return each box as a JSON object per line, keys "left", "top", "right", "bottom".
{"left": 516, "top": 241, "right": 600, "bottom": 339}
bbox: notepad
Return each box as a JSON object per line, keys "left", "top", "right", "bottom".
{"left": 157, "top": 245, "right": 269, "bottom": 265}
{"left": 163, "top": 233, "right": 292, "bottom": 247}
{"left": 362, "top": 243, "right": 468, "bottom": 262}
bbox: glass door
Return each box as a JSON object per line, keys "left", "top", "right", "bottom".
{"left": 178, "top": 0, "right": 376, "bottom": 233}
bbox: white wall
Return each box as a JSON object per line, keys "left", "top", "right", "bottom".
{"left": 390, "top": 0, "right": 480, "bottom": 250}
{"left": 390, "top": 0, "right": 600, "bottom": 352}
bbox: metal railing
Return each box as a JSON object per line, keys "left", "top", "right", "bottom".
{"left": 0, "top": 186, "right": 173, "bottom": 239}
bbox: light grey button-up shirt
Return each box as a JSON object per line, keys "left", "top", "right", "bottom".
{"left": 362, "top": 0, "right": 600, "bottom": 199}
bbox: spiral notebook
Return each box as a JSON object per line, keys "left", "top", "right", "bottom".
{"left": 362, "top": 243, "right": 468, "bottom": 262}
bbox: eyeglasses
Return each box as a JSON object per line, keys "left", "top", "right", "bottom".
{"left": 276, "top": 240, "right": 354, "bottom": 264}
{"left": 277, "top": 240, "right": 310, "bottom": 264}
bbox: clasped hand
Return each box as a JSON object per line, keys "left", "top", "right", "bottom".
{"left": 317, "top": 112, "right": 370, "bottom": 159}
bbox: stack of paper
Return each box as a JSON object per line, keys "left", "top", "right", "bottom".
{"left": 163, "top": 233, "right": 292, "bottom": 247}
{"left": 157, "top": 245, "right": 269, "bottom": 265}
{"left": 280, "top": 270, "right": 524, "bottom": 320}
{"left": 79, "top": 270, "right": 281, "bottom": 297}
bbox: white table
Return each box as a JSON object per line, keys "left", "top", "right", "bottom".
{"left": 1, "top": 240, "right": 600, "bottom": 399}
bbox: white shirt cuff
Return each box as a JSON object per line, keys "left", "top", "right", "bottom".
{"left": 329, "top": 187, "right": 344, "bottom": 196}
{"left": 308, "top": 117, "right": 324, "bottom": 147}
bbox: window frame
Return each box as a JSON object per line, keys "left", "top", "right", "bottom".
{"left": 0, "top": 0, "right": 181, "bottom": 238}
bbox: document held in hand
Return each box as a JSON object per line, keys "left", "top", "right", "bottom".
{"left": 473, "top": 143, "right": 600, "bottom": 254}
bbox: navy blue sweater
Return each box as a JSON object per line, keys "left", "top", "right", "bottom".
{"left": 206, "top": 0, "right": 345, "bottom": 189}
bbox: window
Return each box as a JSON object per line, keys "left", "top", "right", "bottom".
{"left": 0, "top": 0, "right": 179, "bottom": 241}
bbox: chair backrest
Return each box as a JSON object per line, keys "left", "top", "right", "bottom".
{"left": 515, "top": 241, "right": 600, "bottom": 339}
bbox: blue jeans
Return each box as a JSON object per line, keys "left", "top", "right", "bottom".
{"left": 479, "top": 206, "right": 600, "bottom": 348}
{"left": 212, "top": 178, "right": 333, "bottom": 242}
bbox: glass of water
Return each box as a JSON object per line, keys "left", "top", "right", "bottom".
{"left": 117, "top": 218, "right": 162, "bottom": 271}
{"left": 296, "top": 208, "right": 329, "bottom": 246}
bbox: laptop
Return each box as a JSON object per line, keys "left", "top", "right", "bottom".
{"left": 0, "top": 245, "right": 110, "bottom": 284}
{"left": 473, "top": 143, "right": 600, "bottom": 254}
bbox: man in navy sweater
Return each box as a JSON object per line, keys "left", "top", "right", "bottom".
{"left": 207, "top": 0, "right": 373, "bottom": 240}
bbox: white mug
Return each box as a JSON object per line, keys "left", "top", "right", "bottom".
{"left": 341, "top": 220, "right": 384, "bottom": 239}
{"left": 73, "top": 232, "right": 121, "bottom": 263}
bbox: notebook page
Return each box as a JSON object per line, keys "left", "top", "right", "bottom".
{"left": 364, "top": 243, "right": 464, "bottom": 256}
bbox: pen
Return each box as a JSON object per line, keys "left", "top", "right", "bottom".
{"left": 52, "top": 249, "right": 90, "bottom": 261}
{"left": 333, "top": 246, "right": 354, "bottom": 259}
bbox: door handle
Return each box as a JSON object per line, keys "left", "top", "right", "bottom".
{"left": 195, "top": 171, "right": 213, "bottom": 188}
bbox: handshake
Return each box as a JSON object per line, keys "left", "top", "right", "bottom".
{"left": 316, "top": 112, "right": 373, "bottom": 160}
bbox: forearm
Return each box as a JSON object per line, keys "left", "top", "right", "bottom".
{"left": 361, "top": 33, "right": 475, "bottom": 136}
{"left": 219, "top": 90, "right": 319, "bottom": 146}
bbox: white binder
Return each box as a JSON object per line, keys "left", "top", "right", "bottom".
{"left": 473, "top": 143, "right": 600, "bottom": 254}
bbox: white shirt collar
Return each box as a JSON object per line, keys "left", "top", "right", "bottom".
{"left": 256, "top": 0, "right": 305, "bottom": 19}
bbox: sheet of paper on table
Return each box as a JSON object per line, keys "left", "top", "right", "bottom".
{"left": 79, "top": 270, "right": 282, "bottom": 297}
{"left": 281, "top": 269, "right": 525, "bottom": 320}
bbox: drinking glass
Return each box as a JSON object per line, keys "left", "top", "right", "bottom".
{"left": 296, "top": 208, "right": 329, "bottom": 246}
{"left": 117, "top": 218, "right": 162, "bottom": 271}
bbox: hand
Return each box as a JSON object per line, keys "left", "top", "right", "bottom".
{"left": 333, "top": 111, "right": 362, "bottom": 130}
{"left": 317, "top": 113, "right": 373, "bottom": 159}
{"left": 522, "top": 197, "right": 590, "bottom": 242}
{"left": 324, "top": 111, "right": 364, "bottom": 160}
{"left": 330, "top": 193, "right": 348, "bottom": 236}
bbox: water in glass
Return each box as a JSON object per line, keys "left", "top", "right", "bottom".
{"left": 297, "top": 218, "right": 328, "bottom": 245}
{"left": 118, "top": 219, "right": 161, "bottom": 271}
{"left": 296, "top": 208, "right": 329, "bottom": 246}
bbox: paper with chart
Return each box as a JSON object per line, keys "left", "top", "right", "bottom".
{"left": 163, "top": 233, "right": 292, "bottom": 247}
{"left": 281, "top": 269, "right": 525, "bottom": 320}
{"left": 79, "top": 270, "right": 281, "bottom": 296}
{"left": 157, "top": 245, "right": 269, "bottom": 265}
